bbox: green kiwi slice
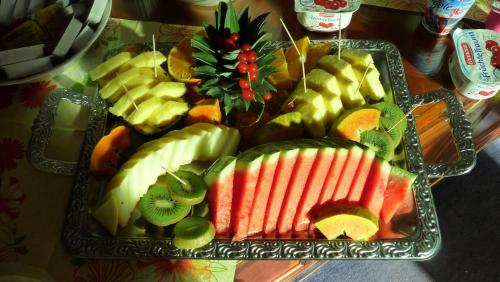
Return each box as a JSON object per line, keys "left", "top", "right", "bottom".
{"left": 139, "top": 185, "right": 191, "bottom": 227}
{"left": 166, "top": 170, "right": 207, "bottom": 205}
{"left": 173, "top": 216, "right": 215, "bottom": 249}
{"left": 191, "top": 201, "right": 210, "bottom": 218}
{"left": 372, "top": 102, "right": 406, "bottom": 145}
{"left": 360, "top": 130, "right": 395, "bottom": 160}
{"left": 386, "top": 126, "right": 402, "bottom": 147}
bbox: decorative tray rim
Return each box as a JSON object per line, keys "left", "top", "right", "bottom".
{"left": 54, "top": 39, "right": 446, "bottom": 260}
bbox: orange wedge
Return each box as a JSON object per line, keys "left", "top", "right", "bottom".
{"left": 305, "top": 42, "right": 332, "bottom": 72}
{"left": 168, "top": 37, "right": 201, "bottom": 84}
{"left": 268, "top": 48, "right": 293, "bottom": 90}
{"left": 285, "top": 36, "right": 310, "bottom": 81}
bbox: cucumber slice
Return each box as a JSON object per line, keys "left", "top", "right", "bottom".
{"left": 173, "top": 216, "right": 215, "bottom": 249}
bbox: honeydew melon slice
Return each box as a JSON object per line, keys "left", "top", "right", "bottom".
{"left": 167, "top": 130, "right": 204, "bottom": 166}
{"left": 218, "top": 125, "right": 241, "bottom": 157}
{"left": 93, "top": 195, "right": 119, "bottom": 235}
{"left": 95, "top": 124, "right": 239, "bottom": 232}
{"left": 126, "top": 96, "right": 164, "bottom": 125}
{"left": 127, "top": 51, "right": 167, "bottom": 68}
{"left": 149, "top": 82, "right": 187, "bottom": 99}
{"left": 190, "top": 123, "right": 225, "bottom": 160}
{"left": 108, "top": 85, "right": 150, "bottom": 118}
{"left": 90, "top": 52, "right": 133, "bottom": 81}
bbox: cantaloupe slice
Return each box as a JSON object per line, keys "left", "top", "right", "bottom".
{"left": 313, "top": 204, "right": 379, "bottom": 240}
{"left": 330, "top": 107, "right": 381, "bottom": 142}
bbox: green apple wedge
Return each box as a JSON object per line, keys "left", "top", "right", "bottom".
{"left": 93, "top": 124, "right": 240, "bottom": 234}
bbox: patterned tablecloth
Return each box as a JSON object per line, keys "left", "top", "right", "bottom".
{"left": 0, "top": 2, "right": 493, "bottom": 281}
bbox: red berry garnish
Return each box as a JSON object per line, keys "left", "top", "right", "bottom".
{"left": 237, "top": 53, "right": 248, "bottom": 62}
{"left": 239, "top": 78, "right": 250, "bottom": 89}
{"left": 263, "top": 92, "right": 272, "bottom": 101}
{"left": 237, "top": 62, "right": 248, "bottom": 74}
{"left": 246, "top": 51, "right": 257, "bottom": 63}
{"left": 230, "top": 32, "right": 240, "bottom": 43}
{"left": 247, "top": 63, "right": 258, "bottom": 74}
{"left": 241, "top": 43, "right": 252, "bottom": 52}
{"left": 249, "top": 72, "right": 258, "bottom": 81}
{"left": 224, "top": 38, "right": 236, "bottom": 50}
{"left": 242, "top": 89, "right": 254, "bottom": 101}
{"left": 339, "top": 0, "right": 347, "bottom": 8}
{"left": 485, "top": 40, "right": 498, "bottom": 51}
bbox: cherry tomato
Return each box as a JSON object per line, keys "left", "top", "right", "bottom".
{"left": 237, "top": 62, "right": 248, "bottom": 74}
{"left": 246, "top": 50, "right": 257, "bottom": 63}
{"left": 230, "top": 32, "right": 240, "bottom": 43}
{"left": 241, "top": 43, "right": 252, "bottom": 52}
{"left": 242, "top": 88, "right": 254, "bottom": 101}
{"left": 237, "top": 53, "right": 248, "bottom": 62}
{"left": 239, "top": 78, "right": 250, "bottom": 89}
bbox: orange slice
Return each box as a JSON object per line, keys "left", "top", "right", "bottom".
{"left": 268, "top": 48, "right": 293, "bottom": 90}
{"left": 285, "top": 36, "right": 310, "bottom": 82}
{"left": 168, "top": 37, "right": 201, "bottom": 84}
{"left": 305, "top": 42, "right": 332, "bottom": 72}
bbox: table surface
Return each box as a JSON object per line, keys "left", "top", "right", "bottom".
{"left": 110, "top": 1, "right": 499, "bottom": 281}
{"left": 0, "top": 1, "right": 498, "bottom": 281}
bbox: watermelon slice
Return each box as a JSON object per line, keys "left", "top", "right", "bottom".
{"left": 277, "top": 147, "right": 319, "bottom": 236}
{"left": 232, "top": 153, "right": 264, "bottom": 240}
{"left": 263, "top": 148, "right": 299, "bottom": 236}
{"left": 359, "top": 158, "right": 391, "bottom": 218}
{"left": 380, "top": 166, "right": 417, "bottom": 224}
{"left": 247, "top": 151, "right": 281, "bottom": 236}
{"left": 205, "top": 156, "right": 236, "bottom": 236}
{"left": 317, "top": 147, "right": 348, "bottom": 206}
{"left": 346, "top": 149, "right": 376, "bottom": 203}
{"left": 293, "top": 147, "right": 336, "bottom": 234}
{"left": 331, "top": 146, "right": 364, "bottom": 202}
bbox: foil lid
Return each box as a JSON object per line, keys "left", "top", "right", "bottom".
{"left": 294, "top": 0, "right": 361, "bottom": 13}
{"left": 452, "top": 28, "right": 500, "bottom": 84}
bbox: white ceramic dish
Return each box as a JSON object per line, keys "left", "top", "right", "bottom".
{"left": 0, "top": 0, "right": 112, "bottom": 86}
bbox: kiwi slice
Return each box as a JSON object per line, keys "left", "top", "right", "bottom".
{"left": 139, "top": 185, "right": 191, "bottom": 227}
{"left": 386, "top": 126, "right": 402, "bottom": 147}
{"left": 372, "top": 102, "right": 406, "bottom": 145}
{"left": 166, "top": 170, "right": 207, "bottom": 205}
{"left": 360, "top": 130, "right": 395, "bottom": 160}
{"left": 173, "top": 216, "right": 215, "bottom": 249}
{"left": 191, "top": 201, "right": 210, "bottom": 218}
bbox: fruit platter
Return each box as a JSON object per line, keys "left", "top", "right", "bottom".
{"left": 28, "top": 3, "right": 475, "bottom": 259}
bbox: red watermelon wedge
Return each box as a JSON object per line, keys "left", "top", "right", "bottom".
{"left": 331, "top": 146, "right": 364, "bottom": 202}
{"left": 247, "top": 151, "right": 281, "bottom": 236}
{"left": 232, "top": 154, "right": 264, "bottom": 240}
{"left": 277, "top": 148, "right": 319, "bottom": 236}
{"left": 293, "top": 147, "right": 336, "bottom": 234}
{"left": 347, "top": 149, "right": 376, "bottom": 203}
{"left": 204, "top": 156, "right": 237, "bottom": 236}
{"left": 263, "top": 148, "right": 299, "bottom": 236}
{"left": 380, "top": 166, "right": 417, "bottom": 224}
{"left": 360, "top": 158, "right": 391, "bottom": 218}
{"left": 316, "top": 147, "right": 348, "bottom": 206}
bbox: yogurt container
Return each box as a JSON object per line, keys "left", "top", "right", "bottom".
{"left": 295, "top": 0, "right": 360, "bottom": 32}
{"left": 449, "top": 28, "right": 500, "bottom": 100}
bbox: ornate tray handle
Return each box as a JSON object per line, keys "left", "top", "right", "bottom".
{"left": 412, "top": 89, "right": 476, "bottom": 178}
{"left": 27, "top": 88, "right": 107, "bottom": 176}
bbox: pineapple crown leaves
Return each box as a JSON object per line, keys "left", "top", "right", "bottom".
{"left": 191, "top": 1, "right": 278, "bottom": 115}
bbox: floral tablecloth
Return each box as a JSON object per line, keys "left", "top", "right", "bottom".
{"left": 0, "top": 1, "right": 494, "bottom": 279}
{"left": 0, "top": 18, "right": 236, "bottom": 282}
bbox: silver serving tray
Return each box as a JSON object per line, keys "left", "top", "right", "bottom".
{"left": 28, "top": 40, "right": 476, "bottom": 259}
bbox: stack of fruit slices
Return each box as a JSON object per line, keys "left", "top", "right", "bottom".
{"left": 204, "top": 137, "right": 417, "bottom": 240}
